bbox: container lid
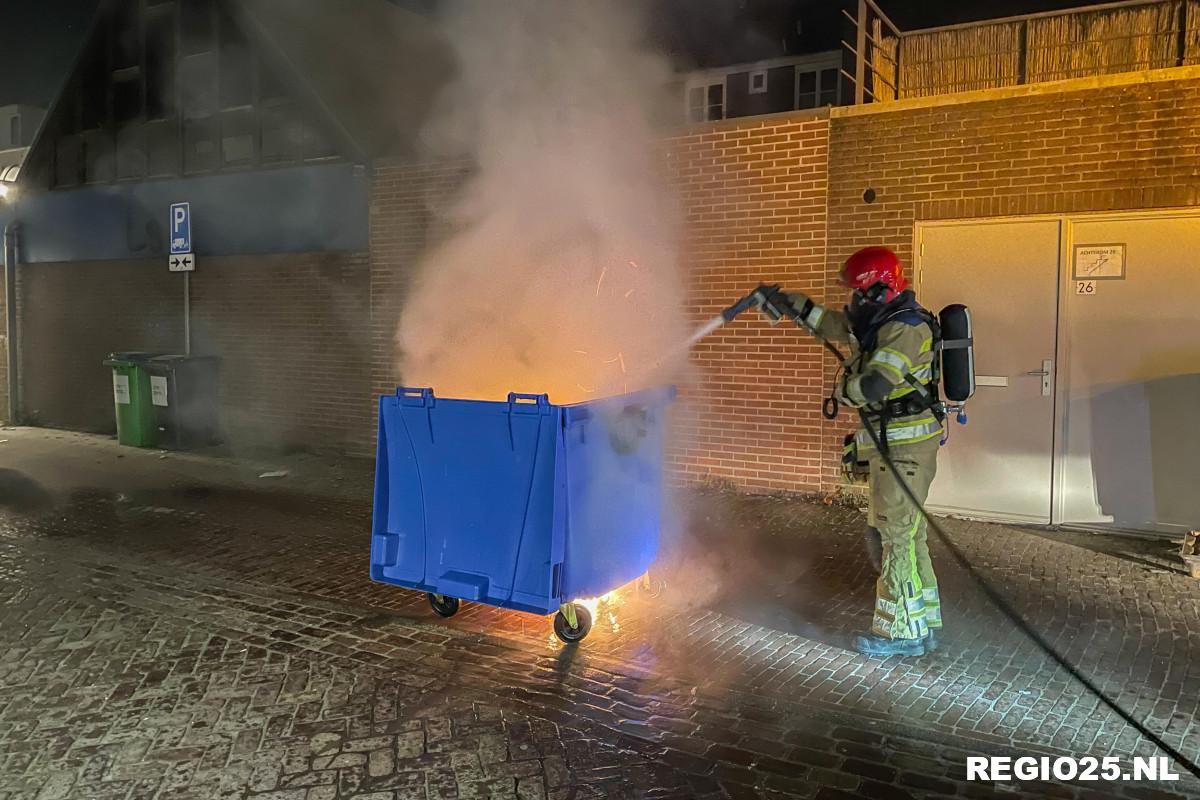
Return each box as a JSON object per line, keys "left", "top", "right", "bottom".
{"left": 103, "top": 351, "right": 164, "bottom": 366}
{"left": 148, "top": 354, "right": 220, "bottom": 364}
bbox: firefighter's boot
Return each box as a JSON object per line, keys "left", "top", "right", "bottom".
{"left": 854, "top": 633, "right": 927, "bottom": 657}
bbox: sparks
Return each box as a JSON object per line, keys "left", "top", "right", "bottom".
{"left": 577, "top": 383, "right": 595, "bottom": 393}
{"left": 574, "top": 350, "right": 588, "bottom": 355}
{"left": 624, "top": 288, "right": 635, "bottom": 298}
{"left": 573, "top": 591, "right": 619, "bottom": 621}
{"left": 618, "top": 352, "right": 626, "bottom": 374}
{"left": 603, "top": 355, "right": 620, "bottom": 364}
{"left": 595, "top": 266, "right": 607, "bottom": 297}
{"left": 628, "top": 260, "right": 639, "bottom": 269}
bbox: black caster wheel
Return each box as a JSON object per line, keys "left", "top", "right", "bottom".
{"left": 553, "top": 604, "right": 593, "bottom": 643}
{"left": 428, "top": 593, "right": 460, "bottom": 618}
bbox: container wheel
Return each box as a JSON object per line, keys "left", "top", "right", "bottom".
{"left": 428, "top": 593, "right": 460, "bottom": 618}
{"left": 553, "top": 603, "right": 593, "bottom": 643}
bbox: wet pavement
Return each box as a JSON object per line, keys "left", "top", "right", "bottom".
{"left": 0, "top": 427, "right": 1197, "bottom": 799}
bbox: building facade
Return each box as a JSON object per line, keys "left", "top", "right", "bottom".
{"left": 5, "top": 0, "right": 1198, "bottom": 538}
{"left": 4, "top": 0, "right": 445, "bottom": 454}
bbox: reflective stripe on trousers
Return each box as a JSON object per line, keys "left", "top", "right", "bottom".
{"left": 855, "top": 418, "right": 942, "bottom": 450}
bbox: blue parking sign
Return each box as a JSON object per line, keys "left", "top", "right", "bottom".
{"left": 170, "top": 202, "right": 191, "bottom": 254}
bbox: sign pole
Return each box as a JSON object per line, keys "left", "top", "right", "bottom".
{"left": 184, "top": 271, "right": 191, "bottom": 355}
{"left": 168, "top": 201, "right": 195, "bottom": 354}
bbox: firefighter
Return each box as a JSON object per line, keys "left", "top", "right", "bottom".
{"left": 783, "top": 247, "right": 943, "bottom": 657}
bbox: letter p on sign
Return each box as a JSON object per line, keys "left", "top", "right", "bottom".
{"left": 169, "top": 201, "right": 191, "bottom": 254}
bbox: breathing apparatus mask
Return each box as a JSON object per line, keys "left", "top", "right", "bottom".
{"left": 846, "top": 282, "right": 892, "bottom": 327}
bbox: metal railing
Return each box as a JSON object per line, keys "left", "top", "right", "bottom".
{"left": 842, "top": 0, "right": 1200, "bottom": 103}
{"left": 841, "top": 0, "right": 903, "bottom": 104}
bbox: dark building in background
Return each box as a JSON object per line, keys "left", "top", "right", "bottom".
{"left": 656, "top": 0, "right": 847, "bottom": 122}
{"left": 4, "top": 0, "right": 451, "bottom": 454}
{"left": 682, "top": 53, "right": 843, "bottom": 122}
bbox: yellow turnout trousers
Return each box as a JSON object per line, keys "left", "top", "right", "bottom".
{"left": 866, "top": 437, "right": 941, "bottom": 640}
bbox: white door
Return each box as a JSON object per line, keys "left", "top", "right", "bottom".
{"left": 1058, "top": 214, "right": 1200, "bottom": 535}
{"left": 916, "top": 220, "right": 1061, "bottom": 524}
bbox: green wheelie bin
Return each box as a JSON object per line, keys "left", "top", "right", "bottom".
{"left": 103, "top": 352, "right": 161, "bottom": 447}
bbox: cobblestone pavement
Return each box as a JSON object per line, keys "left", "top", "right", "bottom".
{"left": 1, "top": 428, "right": 1198, "bottom": 799}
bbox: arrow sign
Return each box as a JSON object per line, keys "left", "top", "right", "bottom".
{"left": 168, "top": 253, "right": 196, "bottom": 272}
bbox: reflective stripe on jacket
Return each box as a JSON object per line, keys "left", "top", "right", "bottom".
{"left": 790, "top": 296, "right": 942, "bottom": 453}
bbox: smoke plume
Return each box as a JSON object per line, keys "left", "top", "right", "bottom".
{"left": 395, "top": 0, "right": 688, "bottom": 403}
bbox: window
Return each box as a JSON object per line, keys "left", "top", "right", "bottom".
{"left": 687, "top": 82, "right": 724, "bottom": 123}
{"left": 113, "top": 77, "right": 142, "bottom": 124}
{"left": 146, "top": 120, "right": 178, "bottom": 176}
{"left": 799, "top": 67, "right": 840, "bottom": 109}
{"left": 797, "top": 70, "right": 817, "bottom": 109}
{"left": 116, "top": 125, "right": 146, "bottom": 180}
{"left": 221, "top": 109, "right": 256, "bottom": 166}
{"left": 81, "top": 49, "right": 107, "bottom": 129}
{"left": 261, "top": 104, "right": 332, "bottom": 163}
{"left": 146, "top": 9, "right": 176, "bottom": 119}
{"left": 749, "top": 70, "right": 768, "bottom": 94}
{"left": 82, "top": 129, "right": 114, "bottom": 184}
{"left": 8, "top": 117, "right": 18, "bottom": 147}
{"left": 180, "top": 0, "right": 214, "bottom": 56}
{"left": 705, "top": 83, "right": 724, "bottom": 121}
{"left": 687, "top": 87, "right": 704, "bottom": 122}
{"left": 819, "top": 68, "right": 839, "bottom": 106}
{"left": 302, "top": 121, "right": 335, "bottom": 161}
{"left": 183, "top": 117, "right": 219, "bottom": 173}
{"left": 219, "top": 15, "right": 253, "bottom": 109}
{"left": 112, "top": 2, "right": 140, "bottom": 71}
{"left": 55, "top": 135, "right": 80, "bottom": 186}
{"left": 260, "top": 105, "right": 289, "bottom": 162}
{"left": 179, "top": 53, "right": 217, "bottom": 119}
{"left": 259, "top": 63, "right": 288, "bottom": 104}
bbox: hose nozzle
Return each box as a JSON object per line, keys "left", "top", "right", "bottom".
{"left": 720, "top": 290, "right": 761, "bottom": 322}
{"left": 721, "top": 284, "right": 791, "bottom": 323}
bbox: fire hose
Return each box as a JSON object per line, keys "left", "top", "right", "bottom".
{"left": 721, "top": 285, "right": 1200, "bottom": 782}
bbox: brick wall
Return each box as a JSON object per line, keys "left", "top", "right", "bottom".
{"left": 21, "top": 74, "right": 1199, "bottom": 489}
{"left": 188, "top": 253, "right": 372, "bottom": 456}
{"left": 659, "top": 73, "right": 1200, "bottom": 494}
{"left": 17, "top": 260, "right": 182, "bottom": 432}
{"left": 664, "top": 112, "right": 832, "bottom": 493}
{"left": 16, "top": 253, "right": 372, "bottom": 455}
{"left": 824, "top": 75, "right": 1200, "bottom": 484}
{"left": 368, "top": 159, "right": 471, "bottom": 401}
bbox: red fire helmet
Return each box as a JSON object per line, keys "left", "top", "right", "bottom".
{"left": 840, "top": 246, "right": 908, "bottom": 297}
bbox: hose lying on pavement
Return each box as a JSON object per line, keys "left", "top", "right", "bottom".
{"left": 856, "top": 407, "right": 1200, "bottom": 783}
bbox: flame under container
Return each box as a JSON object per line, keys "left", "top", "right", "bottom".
{"left": 370, "top": 386, "right": 676, "bottom": 615}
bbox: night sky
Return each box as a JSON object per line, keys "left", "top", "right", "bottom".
{"left": 1, "top": 0, "right": 1120, "bottom": 110}
{"left": 0, "top": 0, "right": 97, "bottom": 108}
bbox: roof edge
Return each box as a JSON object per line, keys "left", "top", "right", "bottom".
{"left": 19, "top": 0, "right": 112, "bottom": 189}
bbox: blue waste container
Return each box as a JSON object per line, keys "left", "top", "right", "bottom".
{"left": 370, "top": 385, "right": 675, "bottom": 642}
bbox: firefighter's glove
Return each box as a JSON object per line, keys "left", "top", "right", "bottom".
{"left": 836, "top": 374, "right": 863, "bottom": 408}
{"left": 754, "top": 285, "right": 798, "bottom": 323}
